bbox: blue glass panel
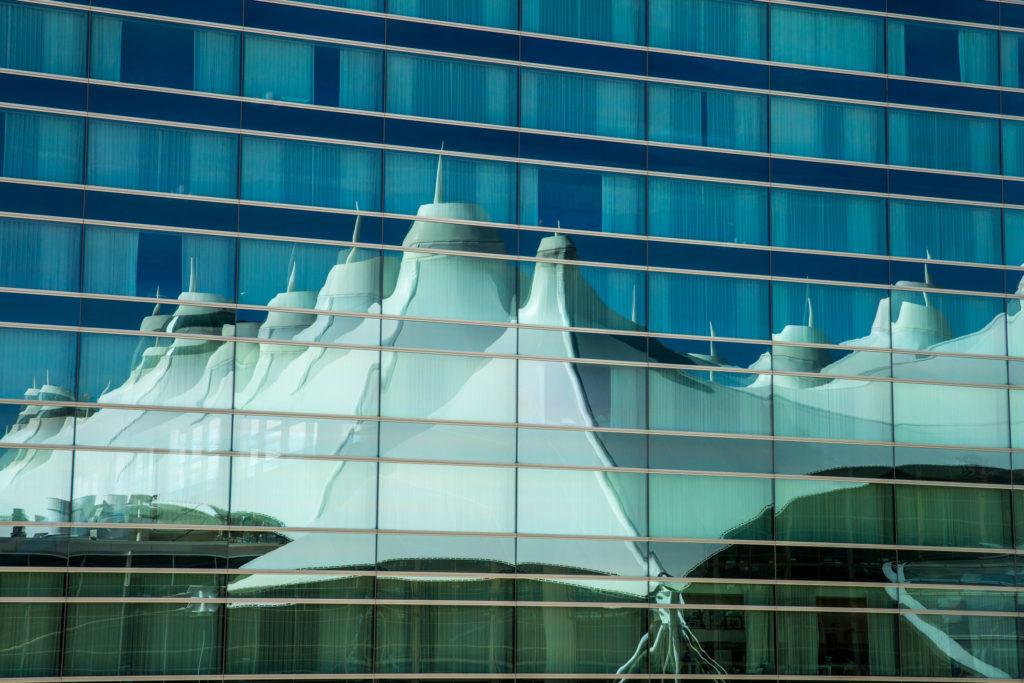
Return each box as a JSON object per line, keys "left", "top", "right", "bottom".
{"left": 244, "top": 1, "right": 385, "bottom": 43}
{"left": 889, "top": 109, "right": 999, "bottom": 174}
{"left": 649, "top": 272, "right": 769, "bottom": 339}
{"left": 95, "top": 0, "right": 244, "bottom": 24}
{"left": 770, "top": 5, "right": 883, "bottom": 72}
{"left": 0, "top": 109, "right": 83, "bottom": 183}
{"left": 240, "top": 137, "right": 380, "bottom": 210}
{"left": 1003, "top": 91, "right": 1024, "bottom": 118}
{"left": 769, "top": 66, "right": 886, "bottom": 101}
{"left": 890, "top": 169, "right": 1000, "bottom": 203}
{"left": 649, "top": 52, "right": 769, "bottom": 90}
{"left": 241, "top": 102, "right": 382, "bottom": 144}
{"left": 890, "top": 199, "right": 1000, "bottom": 265}
{"left": 385, "top": 150, "right": 515, "bottom": 224}
{"left": 388, "top": 0, "right": 516, "bottom": 28}
{"left": 772, "top": 281, "right": 888, "bottom": 349}
{"left": 648, "top": 241, "right": 769, "bottom": 276}
{"left": 649, "top": 0, "right": 766, "bottom": 60}
{"left": 0, "top": 72, "right": 87, "bottom": 110}
{"left": 888, "top": 19, "right": 997, "bottom": 85}
{"left": 91, "top": 15, "right": 240, "bottom": 94}
{"left": 0, "top": 0, "right": 85, "bottom": 76}
{"left": 648, "top": 177, "right": 768, "bottom": 245}
{"left": 771, "top": 97, "right": 885, "bottom": 164}
{"left": 384, "top": 119, "right": 517, "bottom": 157}
{"left": 519, "top": 231, "right": 644, "bottom": 267}
{"left": 0, "top": 218, "right": 79, "bottom": 292}
{"left": 1002, "top": 32, "right": 1024, "bottom": 89}
{"left": 240, "top": 206, "right": 375, "bottom": 243}
{"left": 303, "top": 0, "right": 382, "bottom": 8}
{"left": 244, "top": 35, "right": 382, "bottom": 110}
{"left": 519, "top": 164, "right": 644, "bottom": 234}
{"left": 1006, "top": 210, "right": 1024, "bottom": 267}
{"left": 0, "top": 292, "right": 79, "bottom": 326}
{"left": 0, "top": 327, "right": 76, "bottom": 400}
{"left": 772, "top": 252, "right": 889, "bottom": 286}
{"left": 648, "top": 83, "right": 767, "bottom": 152}
{"left": 386, "top": 18, "right": 517, "bottom": 60}
{"left": 87, "top": 120, "right": 237, "bottom": 198}
{"left": 84, "top": 191, "right": 238, "bottom": 232}
{"left": 88, "top": 86, "right": 241, "bottom": 129}
{"left": 890, "top": 261, "right": 1004, "bottom": 295}
{"left": 650, "top": 336, "right": 768, "bottom": 370}
{"left": 1003, "top": 120, "right": 1024, "bottom": 178}
{"left": 521, "top": 0, "right": 644, "bottom": 45}
{"left": 771, "top": 158, "right": 886, "bottom": 194}
{"left": 520, "top": 133, "right": 645, "bottom": 171}
{"left": 887, "top": 79, "right": 1000, "bottom": 116}
{"left": 647, "top": 146, "right": 769, "bottom": 183}
{"left": 803, "top": 0, "right": 884, "bottom": 10}
{"left": 520, "top": 37, "right": 646, "bottom": 76}
{"left": 0, "top": 181, "right": 82, "bottom": 217}
{"left": 887, "top": 0, "right": 997, "bottom": 26}
{"left": 387, "top": 52, "right": 515, "bottom": 126}
{"left": 775, "top": 441, "right": 893, "bottom": 478}
{"left": 521, "top": 69, "right": 643, "bottom": 139}
{"left": 771, "top": 188, "right": 886, "bottom": 255}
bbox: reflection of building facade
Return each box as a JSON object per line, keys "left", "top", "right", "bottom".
{"left": 1, "top": 0, "right": 1024, "bottom": 679}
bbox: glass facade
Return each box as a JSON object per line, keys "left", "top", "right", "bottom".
{"left": 2, "top": 0, "right": 1024, "bottom": 679}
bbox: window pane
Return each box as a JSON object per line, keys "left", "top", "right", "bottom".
{"left": 387, "top": 52, "right": 515, "bottom": 126}
{"left": 388, "top": 0, "right": 517, "bottom": 28}
{"left": 516, "top": 607, "right": 647, "bottom": 674}
{"left": 649, "top": 82, "right": 767, "bottom": 152}
{"left": 0, "top": 218, "right": 79, "bottom": 292}
{"left": 649, "top": 0, "right": 766, "bottom": 60}
{"left": 0, "top": 0, "right": 85, "bottom": 76}
{"left": 652, "top": 609, "right": 775, "bottom": 674}
{"left": 378, "top": 462, "right": 514, "bottom": 532}
{"left": 897, "top": 484, "right": 1012, "bottom": 548}
{"left": 900, "top": 614, "right": 1020, "bottom": 678}
{"left": 778, "top": 612, "right": 897, "bottom": 676}
{"left": 650, "top": 473, "right": 771, "bottom": 540}
{"left": 519, "top": 164, "right": 644, "bottom": 234}
{"left": 649, "top": 272, "right": 768, "bottom": 340}
{"left": 517, "top": 468, "right": 646, "bottom": 537}
{"left": 649, "top": 369, "right": 772, "bottom": 435}
{"left": 0, "top": 109, "right": 83, "bottom": 183}
{"left": 88, "top": 120, "right": 237, "bottom": 197}
{"left": 771, "top": 188, "right": 886, "bottom": 255}
{"left": 241, "top": 136, "right": 380, "bottom": 209}
{"left": 775, "top": 479, "right": 893, "bottom": 544}
{"left": 92, "top": 15, "right": 239, "bottom": 94}
{"left": 771, "top": 5, "right": 883, "bottom": 72}
{"left": 381, "top": 352, "right": 515, "bottom": 423}
{"left": 890, "top": 199, "right": 1001, "bottom": 265}
{"left": 522, "top": 0, "right": 644, "bottom": 44}
{"left": 376, "top": 605, "right": 512, "bottom": 673}
{"left": 519, "top": 260, "right": 645, "bottom": 332}
{"left": 1001, "top": 119, "right": 1024, "bottom": 178}
{"left": 649, "top": 177, "right": 767, "bottom": 244}
{"left": 1001, "top": 31, "right": 1024, "bottom": 88}
{"left": 521, "top": 69, "right": 644, "bottom": 139}
{"left": 894, "top": 382, "right": 1009, "bottom": 449}
{"left": 771, "top": 97, "right": 884, "bottom": 164}
{"left": 385, "top": 150, "right": 515, "bottom": 223}
{"left": 889, "top": 109, "right": 999, "bottom": 174}
{"left": 518, "top": 360, "right": 646, "bottom": 429}
{"left": 889, "top": 19, "right": 997, "bottom": 85}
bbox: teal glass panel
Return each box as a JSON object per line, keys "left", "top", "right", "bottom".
{"left": 774, "top": 376, "right": 893, "bottom": 443}
{"left": 0, "top": 446, "right": 70, "bottom": 523}
{"left": 649, "top": 177, "right": 768, "bottom": 244}
{"left": 237, "top": 237, "right": 351, "bottom": 309}
{"left": 244, "top": 35, "right": 381, "bottom": 110}
{"left": 893, "top": 383, "right": 1009, "bottom": 449}
{"left": 240, "top": 136, "right": 380, "bottom": 209}
{"left": 889, "top": 19, "right": 998, "bottom": 85}
{"left": 1002, "top": 31, "right": 1024, "bottom": 88}
{"left": 62, "top": 603, "right": 221, "bottom": 676}
{"left": 772, "top": 281, "right": 889, "bottom": 349}
{"left": 0, "top": 603, "right": 61, "bottom": 676}
{"left": 1, "top": 109, "right": 83, "bottom": 183}
{"left": 771, "top": 97, "right": 885, "bottom": 164}
{"left": 649, "top": 272, "right": 769, "bottom": 340}
{"left": 378, "top": 462, "right": 515, "bottom": 532}
{"left": 1007, "top": 210, "right": 1024, "bottom": 266}
{"left": 225, "top": 604, "right": 372, "bottom": 673}
{"left": 1002, "top": 119, "right": 1024, "bottom": 178}
{"left": 775, "top": 479, "right": 893, "bottom": 544}
{"left": 649, "top": 0, "right": 766, "bottom": 59}
{"left": 375, "top": 605, "right": 513, "bottom": 673}
{"left": 521, "top": 69, "right": 644, "bottom": 138}
{"left": 381, "top": 352, "right": 515, "bottom": 423}
{"left": 777, "top": 584, "right": 895, "bottom": 609}
{"left": 771, "top": 188, "right": 886, "bottom": 255}
{"left": 891, "top": 289, "right": 1006, "bottom": 354}
{"left": 384, "top": 150, "right": 515, "bottom": 223}
{"left": 651, "top": 609, "right": 774, "bottom": 674}
{"left": 770, "top": 4, "right": 884, "bottom": 72}
{"left": 0, "top": 218, "right": 79, "bottom": 292}
{"left": 899, "top": 614, "right": 1020, "bottom": 678}
{"left": 896, "top": 484, "right": 1012, "bottom": 548}
{"left": 516, "top": 606, "right": 647, "bottom": 674}
{"left": 0, "top": 0, "right": 85, "bottom": 76}
{"left": 522, "top": 0, "right": 644, "bottom": 44}
{"left": 649, "top": 369, "right": 772, "bottom": 435}
{"left": 519, "top": 164, "right": 644, "bottom": 235}
{"left": 650, "top": 473, "right": 772, "bottom": 540}
{"left": 519, "top": 260, "right": 645, "bottom": 332}
{"left": 92, "top": 14, "right": 239, "bottom": 94}
{"left": 778, "top": 611, "right": 897, "bottom": 675}
{"left": 890, "top": 199, "right": 1001, "bottom": 265}
{"left": 388, "top": 0, "right": 517, "bottom": 28}
{"left": 387, "top": 52, "right": 515, "bottom": 125}
{"left": 517, "top": 468, "right": 647, "bottom": 537}
{"left": 889, "top": 108, "right": 999, "bottom": 174}
{"left": 88, "top": 120, "right": 237, "bottom": 197}
{"left": 303, "top": 0, "right": 382, "bottom": 8}
{"left": 648, "top": 82, "right": 767, "bottom": 152}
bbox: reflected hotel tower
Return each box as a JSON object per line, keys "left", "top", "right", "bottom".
{"left": 3, "top": 0, "right": 1024, "bottom": 679}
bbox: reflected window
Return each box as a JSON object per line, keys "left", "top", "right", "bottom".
{"left": 888, "top": 19, "right": 997, "bottom": 85}
{"left": 521, "top": 69, "right": 644, "bottom": 139}
{"left": 649, "top": 177, "right": 767, "bottom": 245}
{"left": 775, "top": 480, "right": 893, "bottom": 544}
{"left": 387, "top": 52, "right": 515, "bottom": 125}
{"left": 0, "top": 218, "right": 79, "bottom": 292}
{"left": 889, "top": 109, "right": 999, "bottom": 174}
{"left": 520, "top": 164, "right": 644, "bottom": 234}
{"left": 650, "top": 474, "right": 772, "bottom": 540}
{"left": 0, "top": 0, "right": 85, "bottom": 76}
{"left": 778, "top": 611, "right": 897, "bottom": 676}
{"left": 649, "top": 0, "right": 766, "bottom": 59}
{"left": 771, "top": 97, "right": 884, "bottom": 164}
{"left": 522, "top": 0, "right": 643, "bottom": 44}
{"left": 649, "top": 83, "right": 767, "bottom": 152}
{"left": 770, "top": 5, "right": 883, "bottom": 72}
{"left": 771, "top": 189, "right": 885, "bottom": 255}
{"left": 0, "top": 109, "right": 83, "bottom": 183}
{"left": 389, "top": 0, "right": 517, "bottom": 28}
{"left": 896, "top": 484, "right": 1012, "bottom": 548}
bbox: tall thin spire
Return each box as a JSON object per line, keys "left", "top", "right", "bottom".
{"left": 708, "top": 320, "right": 717, "bottom": 359}
{"left": 806, "top": 295, "right": 815, "bottom": 328}
{"left": 152, "top": 286, "right": 162, "bottom": 315}
{"left": 433, "top": 142, "right": 445, "bottom": 204}
{"left": 286, "top": 259, "right": 297, "bottom": 293}
{"left": 346, "top": 202, "right": 364, "bottom": 265}
{"left": 188, "top": 257, "right": 197, "bottom": 293}
{"left": 630, "top": 283, "right": 638, "bottom": 325}
{"left": 923, "top": 248, "right": 933, "bottom": 308}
